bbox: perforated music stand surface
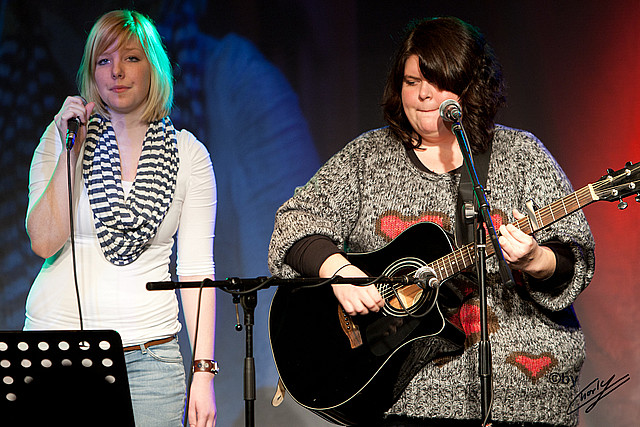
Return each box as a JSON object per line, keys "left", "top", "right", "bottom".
{"left": 0, "top": 329, "right": 135, "bottom": 426}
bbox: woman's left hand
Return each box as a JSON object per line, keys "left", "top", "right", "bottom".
{"left": 498, "top": 209, "right": 556, "bottom": 280}
{"left": 187, "top": 373, "right": 217, "bottom": 427}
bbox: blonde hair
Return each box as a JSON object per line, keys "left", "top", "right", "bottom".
{"left": 77, "top": 10, "right": 173, "bottom": 122}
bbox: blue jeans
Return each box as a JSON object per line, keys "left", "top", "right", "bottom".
{"left": 124, "top": 338, "right": 186, "bottom": 427}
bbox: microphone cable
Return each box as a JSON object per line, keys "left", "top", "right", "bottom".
{"left": 183, "top": 280, "right": 206, "bottom": 426}
{"left": 66, "top": 122, "right": 84, "bottom": 330}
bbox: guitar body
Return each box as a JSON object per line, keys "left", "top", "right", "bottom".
{"left": 269, "top": 222, "right": 467, "bottom": 425}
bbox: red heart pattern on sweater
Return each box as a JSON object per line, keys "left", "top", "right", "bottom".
{"left": 377, "top": 211, "right": 448, "bottom": 241}
{"left": 506, "top": 352, "right": 558, "bottom": 384}
{"left": 376, "top": 211, "right": 505, "bottom": 242}
{"left": 456, "top": 300, "right": 499, "bottom": 347}
{"left": 459, "top": 303, "right": 481, "bottom": 335}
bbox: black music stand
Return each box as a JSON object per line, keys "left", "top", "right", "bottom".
{"left": 0, "top": 330, "right": 135, "bottom": 426}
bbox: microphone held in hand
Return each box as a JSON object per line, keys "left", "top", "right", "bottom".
{"left": 65, "top": 96, "right": 88, "bottom": 150}
{"left": 439, "top": 99, "right": 462, "bottom": 122}
{"left": 66, "top": 117, "right": 81, "bottom": 150}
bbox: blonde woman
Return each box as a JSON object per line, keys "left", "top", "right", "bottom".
{"left": 25, "top": 10, "right": 217, "bottom": 426}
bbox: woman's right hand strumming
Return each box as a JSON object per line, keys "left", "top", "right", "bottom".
{"left": 320, "top": 253, "right": 384, "bottom": 316}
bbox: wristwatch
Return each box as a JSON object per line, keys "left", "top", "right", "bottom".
{"left": 192, "top": 359, "right": 219, "bottom": 375}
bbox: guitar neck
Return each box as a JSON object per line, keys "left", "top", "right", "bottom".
{"left": 428, "top": 184, "right": 597, "bottom": 281}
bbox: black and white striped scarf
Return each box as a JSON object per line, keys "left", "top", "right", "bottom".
{"left": 82, "top": 114, "right": 179, "bottom": 266}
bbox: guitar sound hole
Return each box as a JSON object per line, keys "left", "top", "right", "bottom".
{"left": 377, "top": 261, "right": 434, "bottom": 317}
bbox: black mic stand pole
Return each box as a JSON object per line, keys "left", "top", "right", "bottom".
{"left": 450, "top": 119, "right": 514, "bottom": 427}
{"left": 228, "top": 278, "right": 258, "bottom": 427}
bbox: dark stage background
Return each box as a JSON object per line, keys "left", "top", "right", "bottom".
{"left": 1, "top": 1, "right": 638, "bottom": 425}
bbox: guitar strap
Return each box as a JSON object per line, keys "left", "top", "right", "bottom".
{"left": 455, "top": 143, "right": 492, "bottom": 246}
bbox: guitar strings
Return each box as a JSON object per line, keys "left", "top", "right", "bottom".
{"left": 336, "top": 171, "right": 637, "bottom": 318}
{"left": 429, "top": 175, "right": 628, "bottom": 282}
{"left": 388, "top": 283, "right": 440, "bottom": 319}
{"left": 294, "top": 171, "right": 638, "bottom": 316}
{"left": 428, "top": 182, "right": 604, "bottom": 283}
{"left": 376, "top": 272, "right": 441, "bottom": 318}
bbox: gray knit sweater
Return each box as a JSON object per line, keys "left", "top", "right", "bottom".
{"left": 268, "top": 125, "right": 595, "bottom": 426}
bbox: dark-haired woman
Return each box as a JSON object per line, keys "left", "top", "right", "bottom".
{"left": 268, "top": 17, "right": 594, "bottom": 426}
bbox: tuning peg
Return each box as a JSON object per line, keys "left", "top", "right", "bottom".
{"left": 607, "top": 168, "right": 614, "bottom": 175}
{"left": 635, "top": 194, "right": 640, "bottom": 203}
{"left": 626, "top": 161, "right": 634, "bottom": 168}
{"left": 618, "top": 199, "right": 629, "bottom": 210}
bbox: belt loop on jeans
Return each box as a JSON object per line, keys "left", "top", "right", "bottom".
{"left": 123, "top": 335, "right": 175, "bottom": 352}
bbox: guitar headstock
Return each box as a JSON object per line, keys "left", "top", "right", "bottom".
{"left": 594, "top": 161, "right": 640, "bottom": 209}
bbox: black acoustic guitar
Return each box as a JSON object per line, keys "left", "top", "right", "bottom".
{"left": 268, "top": 162, "right": 640, "bottom": 425}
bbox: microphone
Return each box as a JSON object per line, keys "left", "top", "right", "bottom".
{"left": 413, "top": 266, "right": 440, "bottom": 289}
{"left": 66, "top": 117, "right": 81, "bottom": 149}
{"left": 439, "top": 99, "right": 462, "bottom": 122}
{"left": 66, "top": 96, "right": 88, "bottom": 150}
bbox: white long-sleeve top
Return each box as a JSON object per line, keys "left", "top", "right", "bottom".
{"left": 24, "top": 121, "right": 216, "bottom": 347}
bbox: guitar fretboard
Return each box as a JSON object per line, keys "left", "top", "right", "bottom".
{"left": 427, "top": 184, "right": 596, "bottom": 282}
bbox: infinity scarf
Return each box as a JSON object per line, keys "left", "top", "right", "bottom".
{"left": 82, "top": 114, "right": 179, "bottom": 266}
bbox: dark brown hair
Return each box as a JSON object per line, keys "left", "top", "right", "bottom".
{"left": 382, "top": 17, "right": 506, "bottom": 153}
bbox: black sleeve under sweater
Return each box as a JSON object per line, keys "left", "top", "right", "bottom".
{"left": 285, "top": 235, "right": 343, "bottom": 277}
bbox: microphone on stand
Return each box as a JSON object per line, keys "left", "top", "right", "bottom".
{"left": 439, "top": 99, "right": 462, "bottom": 122}
{"left": 413, "top": 266, "right": 440, "bottom": 289}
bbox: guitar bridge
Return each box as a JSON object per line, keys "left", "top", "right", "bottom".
{"left": 338, "top": 306, "right": 363, "bottom": 349}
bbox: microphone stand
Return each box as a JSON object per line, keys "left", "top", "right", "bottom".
{"left": 233, "top": 278, "right": 257, "bottom": 427}
{"left": 450, "top": 119, "right": 514, "bottom": 426}
{"left": 147, "top": 275, "right": 419, "bottom": 427}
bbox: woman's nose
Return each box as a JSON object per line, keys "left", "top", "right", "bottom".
{"left": 418, "top": 82, "right": 432, "bottom": 101}
{"left": 111, "top": 61, "right": 123, "bottom": 79}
